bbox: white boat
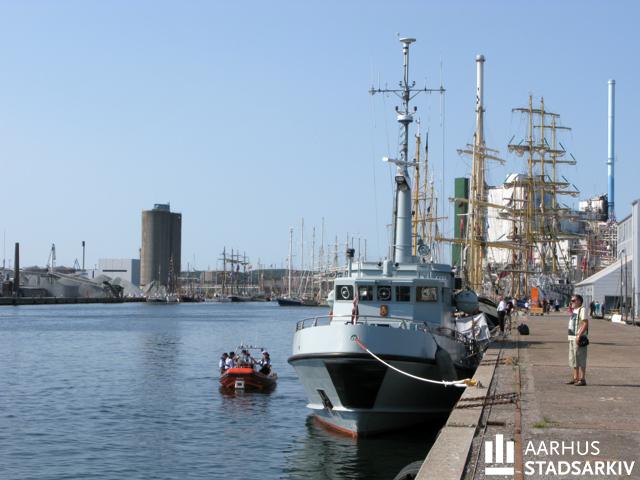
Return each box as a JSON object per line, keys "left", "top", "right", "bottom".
{"left": 288, "top": 38, "right": 486, "bottom": 436}
{"left": 146, "top": 292, "right": 180, "bottom": 304}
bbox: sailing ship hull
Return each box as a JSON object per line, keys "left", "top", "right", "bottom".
{"left": 277, "top": 298, "right": 319, "bottom": 307}
{"left": 229, "top": 295, "right": 252, "bottom": 303}
{"left": 288, "top": 321, "right": 472, "bottom": 436}
{"left": 179, "top": 295, "right": 204, "bottom": 303}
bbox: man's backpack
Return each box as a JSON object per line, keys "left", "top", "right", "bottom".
{"left": 517, "top": 323, "right": 530, "bottom": 335}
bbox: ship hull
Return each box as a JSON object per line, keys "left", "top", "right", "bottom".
{"left": 289, "top": 354, "right": 465, "bottom": 435}
{"left": 219, "top": 367, "right": 277, "bottom": 391}
{"left": 288, "top": 321, "right": 473, "bottom": 436}
{"left": 277, "top": 297, "right": 319, "bottom": 307}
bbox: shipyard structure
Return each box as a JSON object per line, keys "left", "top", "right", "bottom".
{"left": 140, "top": 204, "right": 181, "bottom": 289}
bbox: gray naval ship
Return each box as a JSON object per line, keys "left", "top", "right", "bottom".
{"left": 288, "top": 38, "right": 487, "bottom": 436}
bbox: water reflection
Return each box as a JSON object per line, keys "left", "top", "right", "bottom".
{"left": 282, "top": 415, "right": 443, "bottom": 480}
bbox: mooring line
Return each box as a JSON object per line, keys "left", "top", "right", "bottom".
{"left": 350, "top": 335, "right": 477, "bottom": 388}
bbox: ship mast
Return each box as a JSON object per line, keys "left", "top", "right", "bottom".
{"left": 507, "top": 96, "right": 579, "bottom": 297}
{"left": 456, "top": 55, "right": 504, "bottom": 293}
{"left": 288, "top": 227, "right": 293, "bottom": 298}
{"left": 412, "top": 129, "right": 445, "bottom": 258}
{"left": 412, "top": 121, "right": 422, "bottom": 256}
{"left": 467, "top": 55, "right": 488, "bottom": 292}
{"left": 370, "top": 37, "right": 444, "bottom": 264}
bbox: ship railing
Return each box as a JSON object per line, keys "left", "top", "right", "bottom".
{"left": 295, "top": 314, "right": 434, "bottom": 333}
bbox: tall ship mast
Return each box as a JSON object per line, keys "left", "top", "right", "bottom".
{"left": 288, "top": 38, "right": 487, "bottom": 436}
{"left": 455, "top": 55, "right": 505, "bottom": 295}
{"left": 412, "top": 126, "right": 444, "bottom": 262}
{"left": 504, "top": 96, "right": 580, "bottom": 298}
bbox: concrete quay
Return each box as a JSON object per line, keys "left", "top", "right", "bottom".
{"left": 0, "top": 296, "right": 146, "bottom": 306}
{"left": 417, "top": 311, "right": 640, "bottom": 480}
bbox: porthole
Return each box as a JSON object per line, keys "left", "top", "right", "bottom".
{"left": 377, "top": 286, "right": 391, "bottom": 301}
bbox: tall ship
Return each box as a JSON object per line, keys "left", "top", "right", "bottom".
{"left": 288, "top": 38, "right": 486, "bottom": 436}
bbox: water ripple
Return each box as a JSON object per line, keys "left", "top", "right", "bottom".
{"left": 0, "top": 303, "right": 437, "bottom": 479}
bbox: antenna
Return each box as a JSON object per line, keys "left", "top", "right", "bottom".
{"left": 369, "top": 37, "right": 445, "bottom": 264}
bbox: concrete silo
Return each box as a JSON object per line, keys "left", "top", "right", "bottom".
{"left": 140, "top": 204, "right": 182, "bottom": 288}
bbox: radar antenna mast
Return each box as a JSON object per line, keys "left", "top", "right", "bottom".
{"left": 370, "top": 37, "right": 444, "bottom": 263}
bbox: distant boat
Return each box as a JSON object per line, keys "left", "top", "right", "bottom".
{"left": 146, "top": 293, "right": 180, "bottom": 304}
{"left": 165, "top": 292, "right": 180, "bottom": 303}
{"left": 277, "top": 296, "right": 319, "bottom": 307}
{"left": 250, "top": 294, "right": 271, "bottom": 302}
{"left": 208, "top": 294, "right": 231, "bottom": 303}
{"left": 219, "top": 345, "right": 277, "bottom": 392}
{"left": 179, "top": 294, "right": 205, "bottom": 303}
{"left": 229, "top": 295, "right": 252, "bottom": 303}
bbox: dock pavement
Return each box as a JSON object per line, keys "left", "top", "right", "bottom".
{"left": 416, "top": 311, "right": 640, "bottom": 480}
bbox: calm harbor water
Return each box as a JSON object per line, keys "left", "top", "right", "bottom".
{"left": 0, "top": 302, "right": 440, "bottom": 480}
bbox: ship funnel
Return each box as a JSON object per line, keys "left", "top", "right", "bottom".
{"left": 607, "top": 79, "right": 615, "bottom": 220}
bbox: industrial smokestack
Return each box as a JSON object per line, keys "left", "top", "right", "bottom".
{"left": 608, "top": 79, "right": 615, "bottom": 220}
{"left": 13, "top": 242, "right": 19, "bottom": 296}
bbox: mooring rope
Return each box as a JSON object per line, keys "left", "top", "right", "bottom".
{"left": 351, "top": 335, "right": 477, "bottom": 388}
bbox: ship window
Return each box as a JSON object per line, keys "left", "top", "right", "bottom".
{"left": 336, "top": 285, "right": 354, "bottom": 301}
{"left": 395, "top": 286, "right": 411, "bottom": 302}
{"left": 417, "top": 286, "right": 438, "bottom": 302}
{"left": 358, "top": 286, "right": 373, "bottom": 301}
{"left": 377, "top": 286, "right": 391, "bottom": 301}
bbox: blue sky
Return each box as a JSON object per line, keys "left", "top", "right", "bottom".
{"left": 0, "top": 1, "right": 637, "bottom": 269}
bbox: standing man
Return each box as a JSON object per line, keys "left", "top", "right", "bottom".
{"left": 497, "top": 296, "right": 507, "bottom": 335}
{"left": 567, "top": 294, "right": 589, "bottom": 386}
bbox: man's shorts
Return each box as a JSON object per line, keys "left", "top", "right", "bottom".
{"left": 568, "top": 336, "right": 587, "bottom": 368}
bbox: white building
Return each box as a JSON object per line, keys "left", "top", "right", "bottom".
{"left": 573, "top": 255, "right": 632, "bottom": 312}
{"left": 485, "top": 173, "right": 580, "bottom": 270}
{"left": 97, "top": 258, "right": 140, "bottom": 286}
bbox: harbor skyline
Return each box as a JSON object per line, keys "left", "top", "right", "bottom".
{"left": 0, "top": 0, "right": 638, "bottom": 268}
